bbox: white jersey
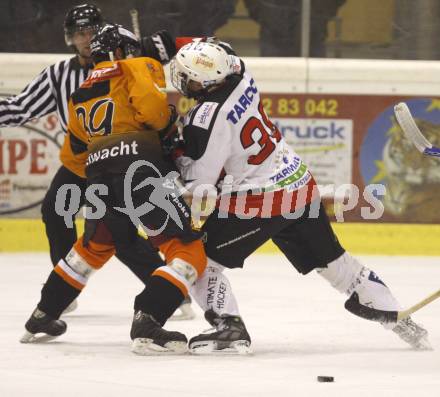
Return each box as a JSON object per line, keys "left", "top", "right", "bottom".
{"left": 176, "top": 63, "right": 316, "bottom": 216}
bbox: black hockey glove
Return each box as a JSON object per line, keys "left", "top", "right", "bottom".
{"left": 141, "top": 30, "right": 177, "bottom": 65}
{"left": 159, "top": 105, "right": 185, "bottom": 160}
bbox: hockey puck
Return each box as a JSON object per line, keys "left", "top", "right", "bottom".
{"left": 317, "top": 376, "right": 334, "bottom": 383}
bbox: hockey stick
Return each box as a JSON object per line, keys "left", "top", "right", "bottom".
{"left": 394, "top": 102, "right": 440, "bottom": 157}
{"left": 345, "top": 288, "right": 440, "bottom": 324}
{"left": 130, "top": 8, "right": 141, "bottom": 40}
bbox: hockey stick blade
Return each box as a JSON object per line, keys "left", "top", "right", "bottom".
{"left": 394, "top": 102, "right": 440, "bottom": 155}
{"left": 345, "top": 289, "right": 440, "bottom": 324}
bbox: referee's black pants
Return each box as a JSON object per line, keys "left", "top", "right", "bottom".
{"left": 41, "top": 165, "right": 163, "bottom": 285}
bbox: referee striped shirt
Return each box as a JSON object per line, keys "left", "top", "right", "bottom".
{"left": 0, "top": 56, "right": 92, "bottom": 133}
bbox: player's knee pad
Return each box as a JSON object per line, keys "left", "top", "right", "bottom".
{"left": 160, "top": 238, "right": 207, "bottom": 277}
{"left": 73, "top": 237, "right": 115, "bottom": 270}
{"left": 151, "top": 257, "right": 197, "bottom": 297}
{"left": 54, "top": 247, "right": 96, "bottom": 290}
{"left": 181, "top": 238, "right": 207, "bottom": 276}
{"left": 190, "top": 258, "right": 240, "bottom": 316}
{"left": 168, "top": 258, "right": 198, "bottom": 285}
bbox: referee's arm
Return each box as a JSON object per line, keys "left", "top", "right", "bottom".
{"left": 0, "top": 67, "right": 57, "bottom": 127}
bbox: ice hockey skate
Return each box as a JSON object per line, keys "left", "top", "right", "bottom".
{"left": 169, "top": 295, "right": 196, "bottom": 321}
{"left": 130, "top": 310, "right": 188, "bottom": 355}
{"left": 20, "top": 308, "right": 67, "bottom": 343}
{"left": 392, "top": 317, "right": 432, "bottom": 350}
{"left": 189, "top": 309, "right": 252, "bottom": 355}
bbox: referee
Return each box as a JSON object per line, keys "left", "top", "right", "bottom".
{"left": 0, "top": 5, "right": 167, "bottom": 293}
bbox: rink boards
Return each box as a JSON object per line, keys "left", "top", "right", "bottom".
{"left": 1, "top": 218, "right": 440, "bottom": 255}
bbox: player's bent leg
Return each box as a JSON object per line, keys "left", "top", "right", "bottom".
{"left": 102, "top": 208, "right": 197, "bottom": 320}
{"left": 21, "top": 237, "right": 114, "bottom": 343}
{"left": 190, "top": 211, "right": 275, "bottom": 354}
{"left": 130, "top": 238, "right": 206, "bottom": 355}
{"left": 273, "top": 202, "right": 431, "bottom": 350}
{"left": 317, "top": 252, "right": 431, "bottom": 349}
{"left": 41, "top": 166, "right": 86, "bottom": 266}
{"left": 189, "top": 258, "right": 251, "bottom": 355}
{"left": 114, "top": 235, "right": 163, "bottom": 284}
{"left": 103, "top": 211, "right": 164, "bottom": 284}
{"left": 317, "top": 252, "right": 400, "bottom": 313}
{"left": 191, "top": 259, "right": 240, "bottom": 316}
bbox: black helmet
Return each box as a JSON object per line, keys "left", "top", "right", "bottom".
{"left": 64, "top": 4, "right": 103, "bottom": 46}
{"left": 90, "top": 24, "right": 141, "bottom": 62}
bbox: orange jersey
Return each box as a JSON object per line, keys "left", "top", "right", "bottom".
{"left": 60, "top": 57, "right": 170, "bottom": 177}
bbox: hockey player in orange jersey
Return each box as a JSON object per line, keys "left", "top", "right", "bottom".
{"left": 0, "top": 4, "right": 196, "bottom": 319}
{"left": 21, "top": 24, "right": 206, "bottom": 354}
{"left": 59, "top": 33, "right": 171, "bottom": 178}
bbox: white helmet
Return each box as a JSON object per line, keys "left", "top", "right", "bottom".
{"left": 171, "top": 41, "right": 233, "bottom": 98}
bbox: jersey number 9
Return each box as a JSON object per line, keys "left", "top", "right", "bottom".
{"left": 75, "top": 98, "right": 115, "bottom": 137}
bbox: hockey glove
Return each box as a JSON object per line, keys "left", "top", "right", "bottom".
{"left": 141, "top": 30, "right": 177, "bottom": 65}
{"left": 159, "top": 105, "right": 184, "bottom": 160}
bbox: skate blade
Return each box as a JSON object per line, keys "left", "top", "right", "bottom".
{"left": 131, "top": 338, "right": 188, "bottom": 355}
{"left": 190, "top": 340, "right": 252, "bottom": 355}
{"left": 413, "top": 337, "right": 433, "bottom": 351}
{"left": 20, "top": 331, "right": 60, "bottom": 344}
{"left": 169, "top": 303, "right": 196, "bottom": 321}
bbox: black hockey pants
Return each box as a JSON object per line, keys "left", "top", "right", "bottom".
{"left": 41, "top": 165, "right": 163, "bottom": 284}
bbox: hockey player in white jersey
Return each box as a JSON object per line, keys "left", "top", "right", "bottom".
{"left": 169, "top": 39, "right": 431, "bottom": 353}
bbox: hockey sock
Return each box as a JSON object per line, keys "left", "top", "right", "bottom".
{"left": 134, "top": 274, "right": 184, "bottom": 326}
{"left": 191, "top": 258, "right": 240, "bottom": 316}
{"left": 317, "top": 252, "right": 400, "bottom": 328}
{"left": 38, "top": 271, "right": 81, "bottom": 319}
{"left": 135, "top": 238, "right": 206, "bottom": 325}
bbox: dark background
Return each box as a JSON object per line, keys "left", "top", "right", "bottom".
{"left": 2, "top": 1, "right": 440, "bottom": 59}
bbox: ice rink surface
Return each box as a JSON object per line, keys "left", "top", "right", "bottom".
{"left": 0, "top": 253, "right": 439, "bottom": 397}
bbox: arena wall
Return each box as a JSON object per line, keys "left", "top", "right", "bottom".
{"left": 1, "top": 54, "right": 439, "bottom": 254}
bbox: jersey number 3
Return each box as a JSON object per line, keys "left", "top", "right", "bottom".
{"left": 240, "top": 101, "right": 282, "bottom": 165}
{"left": 76, "top": 98, "right": 115, "bottom": 137}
